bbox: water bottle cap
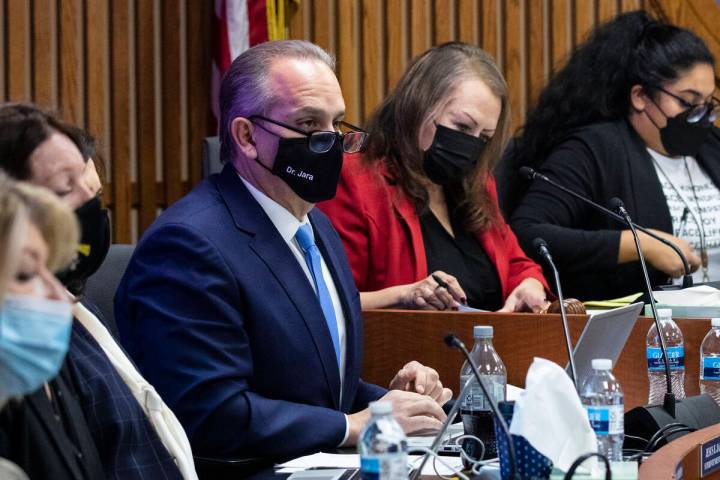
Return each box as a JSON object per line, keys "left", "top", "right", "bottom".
{"left": 712, "top": 318, "right": 720, "bottom": 327}
{"left": 369, "top": 401, "right": 392, "bottom": 415}
{"left": 473, "top": 325, "right": 493, "bottom": 338}
{"left": 592, "top": 359, "right": 612, "bottom": 370}
{"left": 657, "top": 308, "right": 673, "bottom": 320}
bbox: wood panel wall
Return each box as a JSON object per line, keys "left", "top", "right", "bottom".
{"left": 0, "top": 0, "right": 717, "bottom": 242}
{"left": 0, "top": 0, "right": 212, "bottom": 243}
{"left": 287, "top": 0, "right": 658, "bottom": 131}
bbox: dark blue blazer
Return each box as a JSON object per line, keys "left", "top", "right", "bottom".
{"left": 115, "top": 164, "right": 386, "bottom": 460}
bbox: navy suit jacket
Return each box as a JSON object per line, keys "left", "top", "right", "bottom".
{"left": 115, "top": 164, "right": 386, "bottom": 460}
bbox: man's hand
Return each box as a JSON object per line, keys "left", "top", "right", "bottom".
{"left": 388, "top": 361, "right": 452, "bottom": 404}
{"left": 346, "top": 390, "right": 448, "bottom": 445}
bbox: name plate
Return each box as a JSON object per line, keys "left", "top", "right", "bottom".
{"left": 700, "top": 435, "right": 720, "bottom": 477}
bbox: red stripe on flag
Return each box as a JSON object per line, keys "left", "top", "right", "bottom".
{"left": 213, "top": 0, "right": 232, "bottom": 74}
{"left": 247, "top": 0, "right": 268, "bottom": 46}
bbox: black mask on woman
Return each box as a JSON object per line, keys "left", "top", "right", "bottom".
{"left": 423, "top": 124, "right": 487, "bottom": 185}
{"left": 658, "top": 108, "right": 714, "bottom": 157}
{"left": 254, "top": 135, "right": 344, "bottom": 203}
{"left": 57, "top": 196, "right": 111, "bottom": 294}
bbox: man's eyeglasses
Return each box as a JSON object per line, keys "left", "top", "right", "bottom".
{"left": 248, "top": 115, "right": 368, "bottom": 154}
{"left": 654, "top": 86, "right": 719, "bottom": 123}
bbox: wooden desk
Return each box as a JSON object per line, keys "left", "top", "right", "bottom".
{"left": 640, "top": 423, "right": 720, "bottom": 479}
{"left": 361, "top": 310, "right": 712, "bottom": 411}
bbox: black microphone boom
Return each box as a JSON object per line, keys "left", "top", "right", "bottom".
{"left": 532, "top": 237, "right": 578, "bottom": 390}
{"left": 609, "top": 197, "right": 675, "bottom": 417}
{"left": 520, "top": 166, "right": 693, "bottom": 288}
{"left": 445, "top": 333, "right": 519, "bottom": 479}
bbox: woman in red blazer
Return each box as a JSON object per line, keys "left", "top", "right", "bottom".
{"left": 319, "top": 43, "right": 550, "bottom": 312}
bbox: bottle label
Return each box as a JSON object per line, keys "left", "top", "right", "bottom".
{"left": 702, "top": 356, "right": 720, "bottom": 380}
{"left": 360, "top": 454, "right": 408, "bottom": 480}
{"left": 461, "top": 381, "right": 505, "bottom": 410}
{"left": 585, "top": 405, "right": 624, "bottom": 435}
{"left": 647, "top": 346, "right": 685, "bottom": 371}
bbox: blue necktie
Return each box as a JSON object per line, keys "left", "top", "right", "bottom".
{"left": 295, "top": 223, "right": 341, "bottom": 367}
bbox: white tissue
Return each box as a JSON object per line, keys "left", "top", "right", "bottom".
{"left": 653, "top": 285, "right": 720, "bottom": 306}
{"left": 509, "top": 357, "right": 598, "bottom": 472}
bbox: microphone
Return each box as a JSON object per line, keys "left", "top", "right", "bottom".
{"left": 532, "top": 238, "right": 578, "bottom": 390}
{"left": 609, "top": 197, "right": 675, "bottom": 417}
{"left": 409, "top": 351, "right": 479, "bottom": 480}
{"left": 520, "top": 166, "right": 693, "bottom": 288}
{"left": 444, "top": 333, "right": 518, "bottom": 479}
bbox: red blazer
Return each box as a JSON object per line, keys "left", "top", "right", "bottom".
{"left": 318, "top": 153, "right": 550, "bottom": 300}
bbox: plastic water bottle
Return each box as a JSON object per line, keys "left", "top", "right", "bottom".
{"left": 358, "top": 401, "right": 408, "bottom": 480}
{"left": 647, "top": 308, "right": 686, "bottom": 404}
{"left": 459, "top": 325, "right": 506, "bottom": 460}
{"left": 700, "top": 318, "right": 720, "bottom": 405}
{"left": 580, "top": 359, "right": 624, "bottom": 462}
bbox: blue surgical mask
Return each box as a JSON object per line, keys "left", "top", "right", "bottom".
{"left": 0, "top": 294, "right": 73, "bottom": 399}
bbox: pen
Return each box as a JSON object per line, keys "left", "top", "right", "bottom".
{"left": 675, "top": 206, "right": 689, "bottom": 238}
{"left": 432, "top": 274, "right": 449, "bottom": 290}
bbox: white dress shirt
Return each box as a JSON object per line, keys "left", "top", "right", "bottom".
{"left": 239, "top": 176, "right": 348, "bottom": 389}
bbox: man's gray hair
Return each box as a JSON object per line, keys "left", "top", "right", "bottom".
{"left": 218, "top": 40, "right": 336, "bottom": 164}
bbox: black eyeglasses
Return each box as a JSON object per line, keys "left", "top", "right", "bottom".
{"left": 248, "top": 115, "right": 368, "bottom": 154}
{"left": 654, "top": 86, "right": 719, "bottom": 123}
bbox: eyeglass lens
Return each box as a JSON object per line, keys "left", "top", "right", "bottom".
{"left": 308, "top": 131, "right": 367, "bottom": 154}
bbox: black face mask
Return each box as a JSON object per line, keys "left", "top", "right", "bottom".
{"left": 423, "top": 124, "right": 487, "bottom": 185}
{"left": 658, "top": 108, "right": 714, "bottom": 157}
{"left": 57, "top": 196, "right": 111, "bottom": 294}
{"left": 254, "top": 135, "right": 344, "bottom": 203}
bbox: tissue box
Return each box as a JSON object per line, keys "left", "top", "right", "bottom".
{"left": 495, "top": 401, "right": 553, "bottom": 480}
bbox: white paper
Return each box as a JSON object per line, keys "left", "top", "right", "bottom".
{"left": 276, "top": 452, "right": 464, "bottom": 476}
{"left": 653, "top": 285, "right": 720, "bottom": 306}
{"left": 509, "top": 357, "right": 597, "bottom": 472}
{"left": 457, "top": 304, "right": 489, "bottom": 312}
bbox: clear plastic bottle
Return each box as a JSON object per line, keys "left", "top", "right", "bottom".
{"left": 580, "top": 359, "right": 624, "bottom": 462}
{"left": 459, "top": 325, "right": 506, "bottom": 459}
{"left": 700, "top": 318, "right": 720, "bottom": 405}
{"left": 358, "top": 401, "right": 408, "bottom": 480}
{"left": 646, "top": 308, "right": 686, "bottom": 404}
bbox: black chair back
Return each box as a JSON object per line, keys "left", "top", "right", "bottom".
{"left": 84, "top": 244, "right": 135, "bottom": 339}
{"left": 202, "top": 136, "right": 222, "bottom": 178}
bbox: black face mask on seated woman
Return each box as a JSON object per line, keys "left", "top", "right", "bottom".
{"left": 658, "top": 107, "right": 715, "bottom": 157}
{"left": 423, "top": 124, "right": 487, "bottom": 185}
{"left": 57, "top": 195, "right": 111, "bottom": 295}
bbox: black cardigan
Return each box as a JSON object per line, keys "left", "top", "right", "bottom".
{"left": 0, "top": 361, "right": 105, "bottom": 480}
{"left": 508, "top": 120, "right": 720, "bottom": 300}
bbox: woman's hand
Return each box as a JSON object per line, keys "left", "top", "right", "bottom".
{"left": 497, "top": 278, "right": 549, "bottom": 313}
{"left": 642, "top": 229, "right": 701, "bottom": 278}
{"left": 397, "top": 271, "right": 466, "bottom": 310}
{"left": 618, "top": 229, "right": 700, "bottom": 278}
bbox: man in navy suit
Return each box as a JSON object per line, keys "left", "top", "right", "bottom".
{"left": 115, "top": 40, "right": 451, "bottom": 460}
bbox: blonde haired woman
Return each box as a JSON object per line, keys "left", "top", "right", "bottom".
{"left": 0, "top": 174, "right": 81, "bottom": 479}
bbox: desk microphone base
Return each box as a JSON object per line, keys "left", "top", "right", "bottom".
{"left": 625, "top": 394, "right": 720, "bottom": 449}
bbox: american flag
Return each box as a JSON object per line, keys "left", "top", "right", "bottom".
{"left": 212, "top": 0, "right": 289, "bottom": 122}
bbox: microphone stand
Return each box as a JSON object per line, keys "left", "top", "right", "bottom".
{"left": 520, "top": 167, "right": 693, "bottom": 289}
{"left": 610, "top": 197, "right": 676, "bottom": 417}
{"left": 533, "top": 237, "right": 578, "bottom": 390}
{"left": 409, "top": 369, "right": 474, "bottom": 480}
{"left": 444, "top": 334, "right": 519, "bottom": 479}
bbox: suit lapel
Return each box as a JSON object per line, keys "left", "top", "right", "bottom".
{"left": 387, "top": 181, "right": 428, "bottom": 280}
{"left": 214, "top": 164, "right": 341, "bottom": 408}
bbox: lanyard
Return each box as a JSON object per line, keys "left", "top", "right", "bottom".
{"left": 652, "top": 156, "right": 710, "bottom": 282}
